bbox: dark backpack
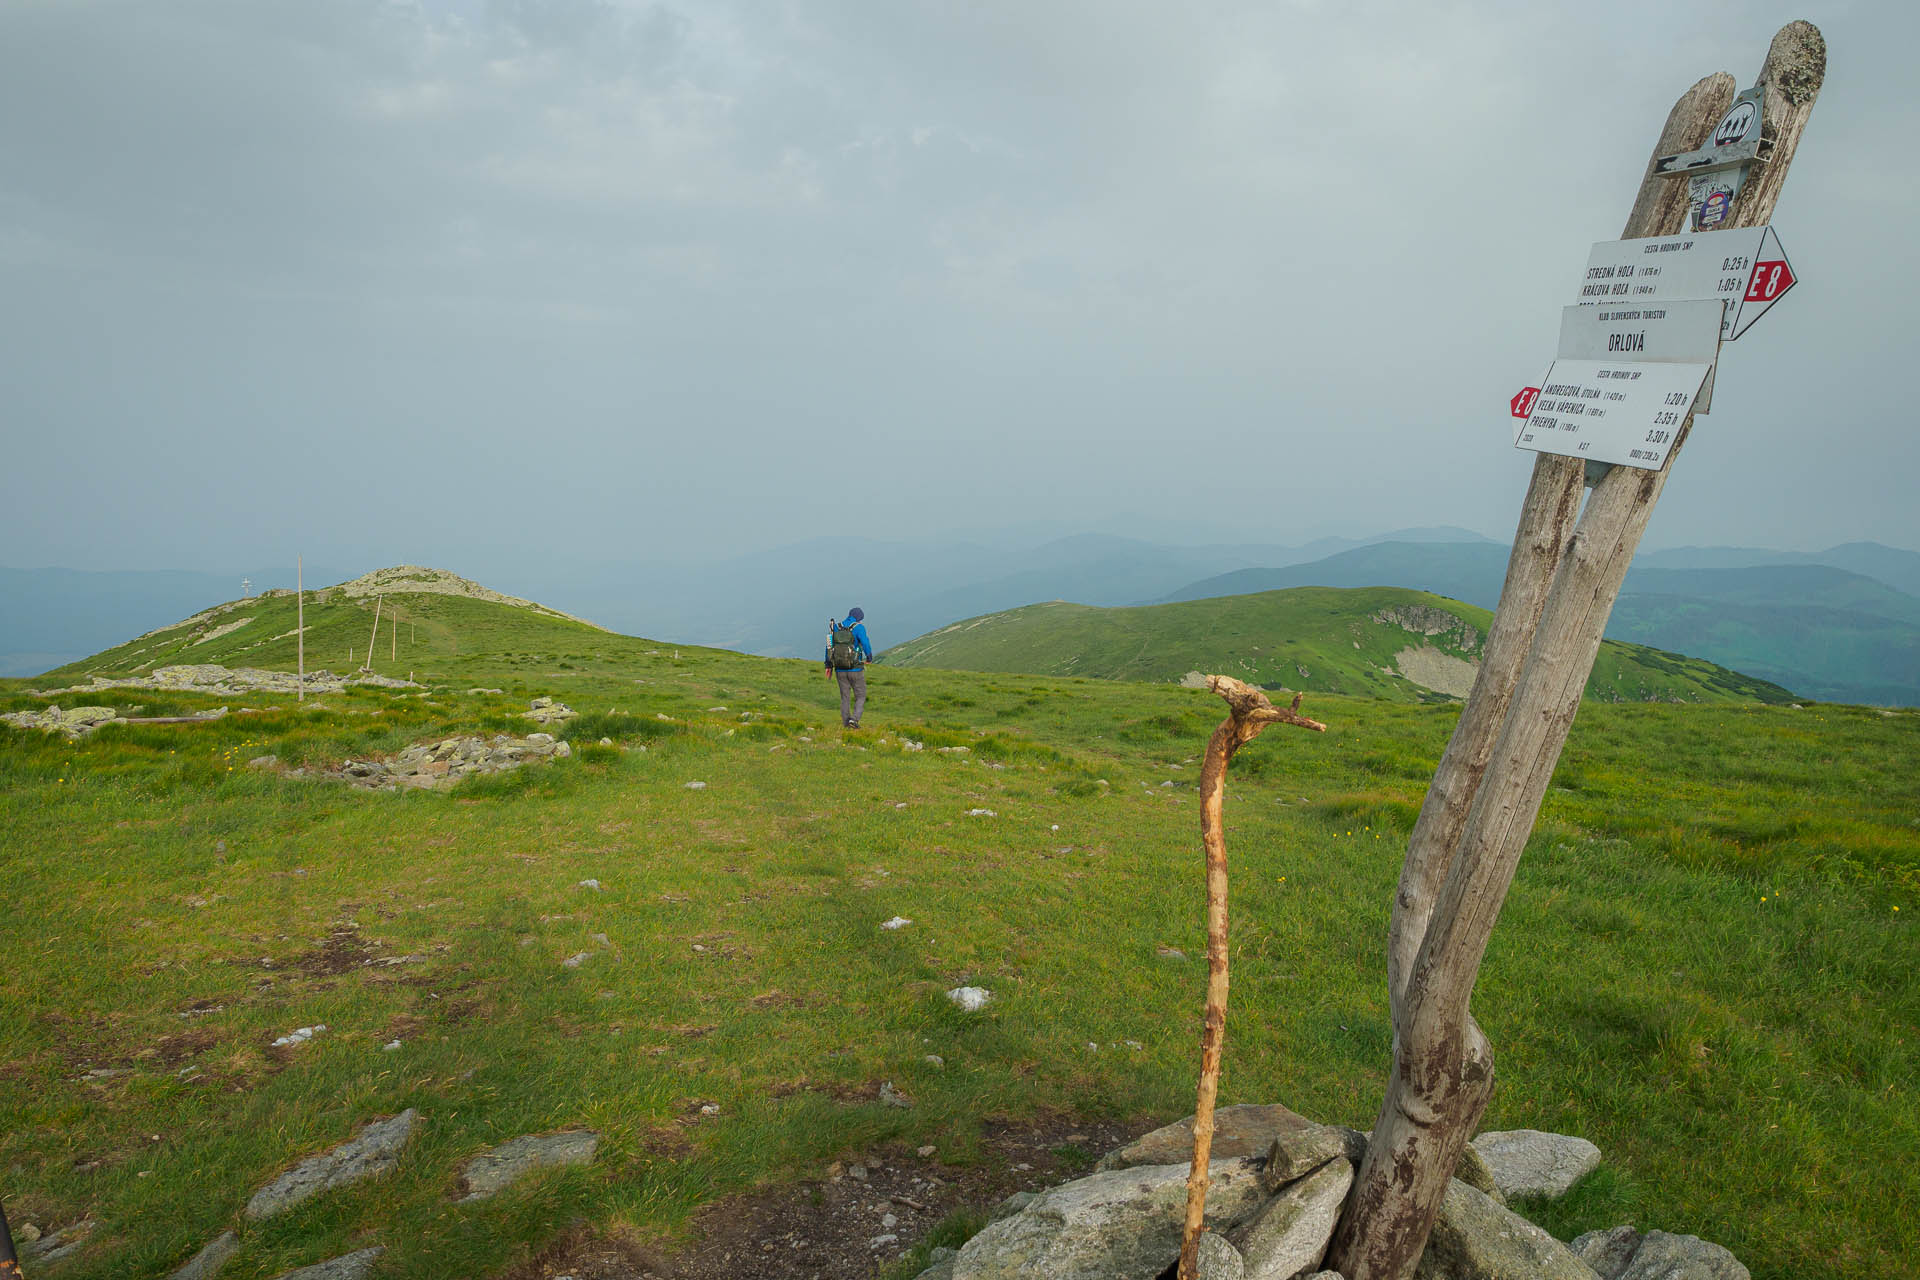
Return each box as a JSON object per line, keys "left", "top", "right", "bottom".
{"left": 828, "top": 621, "right": 863, "bottom": 670}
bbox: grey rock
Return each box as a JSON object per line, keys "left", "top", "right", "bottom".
{"left": 1571, "top": 1225, "right": 1644, "bottom": 1280}
{"left": 1233, "top": 1154, "right": 1351, "bottom": 1280}
{"left": 169, "top": 1230, "right": 240, "bottom": 1280}
{"left": 270, "top": 1247, "right": 385, "bottom": 1280}
{"left": 1259, "top": 1123, "right": 1350, "bottom": 1191}
{"left": 1098, "top": 1103, "right": 1314, "bottom": 1172}
{"left": 1454, "top": 1142, "right": 1505, "bottom": 1205}
{"left": 1196, "top": 1231, "right": 1248, "bottom": 1280}
{"left": 247, "top": 754, "right": 279, "bottom": 770}
{"left": 991, "top": 1191, "right": 1038, "bottom": 1221}
{"left": 1413, "top": 1179, "right": 1599, "bottom": 1280}
{"left": 244, "top": 1109, "right": 419, "bottom": 1219}
{"left": 1572, "top": 1226, "right": 1750, "bottom": 1280}
{"left": 459, "top": 1130, "right": 598, "bottom": 1201}
{"left": 952, "top": 1158, "right": 1267, "bottom": 1280}
{"left": 915, "top": 1254, "right": 960, "bottom": 1280}
{"left": 1472, "top": 1129, "right": 1602, "bottom": 1200}
{"left": 20, "top": 1220, "right": 94, "bottom": 1265}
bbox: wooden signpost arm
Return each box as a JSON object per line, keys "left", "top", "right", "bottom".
{"left": 1331, "top": 24, "right": 1823, "bottom": 1280}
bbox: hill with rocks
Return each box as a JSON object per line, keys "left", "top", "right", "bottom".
{"left": 881, "top": 586, "right": 1794, "bottom": 705}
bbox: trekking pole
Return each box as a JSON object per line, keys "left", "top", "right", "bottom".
{"left": 1, "top": 1199, "right": 23, "bottom": 1279}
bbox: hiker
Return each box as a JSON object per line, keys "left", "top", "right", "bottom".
{"left": 824, "top": 607, "right": 873, "bottom": 728}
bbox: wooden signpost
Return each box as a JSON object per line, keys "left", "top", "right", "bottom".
{"left": 1324, "top": 23, "right": 1825, "bottom": 1280}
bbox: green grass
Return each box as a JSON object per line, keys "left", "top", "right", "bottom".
{"left": 0, "top": 591, "right": 1912, "bottom": 1280}
{"left": 880, "top": 586, "right": 1796, "bottom": 705}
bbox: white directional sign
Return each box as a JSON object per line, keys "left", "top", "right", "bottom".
{"left": 1514, "top": 300, "right": 1723, "bottom": 471}
{"left": 1575, "top": 226, "right": 1796, "bottom": 339}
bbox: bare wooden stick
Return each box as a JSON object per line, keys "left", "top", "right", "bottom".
{"left": 296, "top": 554, "right": 304, "bottom": 702}
{"left": 1178, "top": 676, "right": 1326, "bottom": 1280}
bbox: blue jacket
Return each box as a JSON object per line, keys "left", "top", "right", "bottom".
{"left": 825, "top": 616, "right": 872, "bottom": 669}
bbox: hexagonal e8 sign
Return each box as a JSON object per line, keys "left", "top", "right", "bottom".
{"left": 1575, "top": 226, "right": 1796, "bottom": 340}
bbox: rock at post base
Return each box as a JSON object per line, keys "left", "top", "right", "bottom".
{"left": 457, "top": 1130, "right": 599, "bottom": 1201}
{"left": 952, "top": 1158, "right": 1268, "bottom": 1280}
{"left": 1232, "top": 1155, "right": 1352, "bottom": 1280}
{"left": 1413, "top": 1179, "right": 1599, "bottom": 1280}
{"left": 1470, "top": 1129, "right": 1601, "bottom": 1200}
{"left": 1572, "top": 1225, "right": 1751, "bottom": 1280}
{"left": 1097, "top": 1103, "right": 1314, "bottom": 1172}
{"left": 1259, "top": 1124, "right": 1351, "bottom": 1191}
{"left": 244, "top": 1109, "right": 419, "bottom": 1219}
{"left": 1195, "top": 1231, "right": 1247, "bottom": 1279}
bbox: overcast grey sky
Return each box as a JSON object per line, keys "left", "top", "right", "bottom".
{"left": 2, "top": 0, "right": 1913, "bottom": 578}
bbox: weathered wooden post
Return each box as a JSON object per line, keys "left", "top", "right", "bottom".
{"left": 1326, "top": 23, "right": 1824, "bottom": 1280}
{"left": 363, "top": 595, "right": 383, "bottom": 673}
{"left": 296, "top": 554, "right": 304, "bottom": 701}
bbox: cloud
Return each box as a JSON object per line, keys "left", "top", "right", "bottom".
{"left": 1, "top": 0, "right": 1915, "bottom": 573}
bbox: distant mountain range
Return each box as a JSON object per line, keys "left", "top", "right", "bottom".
{"left": 10, "top": 533, "right": 1918, "bottom": 704}
{"left": 1158, "top": 541, "right": 1920, "bottom": 706}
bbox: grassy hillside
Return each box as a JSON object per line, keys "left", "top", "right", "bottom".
{"left": 1158, "top": 544, "right": 1920, "bottom": 706}
{"left": 881, "top": 587, "right": 1793, "bottom": 705}
{"left": 41, "top": 574, "right": 612, "bottom": 686}
{"left": 2, "top": 582, "right": 1911, "bottom": 1280}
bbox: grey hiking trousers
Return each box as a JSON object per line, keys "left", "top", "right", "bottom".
{"left": 835, "top": 669, "right": 867, "bottom": 726}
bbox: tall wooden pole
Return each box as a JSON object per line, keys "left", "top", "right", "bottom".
{"left": 390, "top": 608, "right": 397, "bottom": 663}
{"left": 1328, "top": 24, "right": 1824, "bottom": 1280}
{"left": 296, "top": 555, "right": 304, "bottom": 701}
{"left": 365, "top": 595, "right": 383, "bottom": 672}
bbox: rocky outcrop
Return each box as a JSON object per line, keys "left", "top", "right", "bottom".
{"left": 270, "top": 1248, "right": 384, "bottom": 1280}
{"left": 168, "top": 1231, "right": 239, "bottom": 1280}
{"left": 331, "top": 565, "right": 598, "bottom": 626}
{"left": 521, "top": 696, "right": 579, "bottom": 726}
{"left": 244, "top": 1109, "right": 419, "bottom": 1220}
{"left": 2, "top": 705, "right": 123, "bottom": 737}
{"left": 456, "top": 1130, "right": 599, "bottom": 1201}
{"left": 1373, "top": 604, "right": 1482, "bottom": 653}
{"left": 33, "top": 663, "right": 414, "bottom": 700}
{"left": 333, "top": 734, "right": 572, "bottom": 791}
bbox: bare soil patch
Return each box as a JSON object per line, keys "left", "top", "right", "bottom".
{"left": 501, "top": 1111, "right": 1157, "bottom": 1280}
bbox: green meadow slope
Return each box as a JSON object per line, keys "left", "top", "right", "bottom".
{"left": 42, "top": 567, "right": 615, "bottom": 686}
{"left": 881, "top": 587, "right": 1794, "bottom": 705}
{"left": 2, "top": 571, "right": 1910, "bottom": 1280}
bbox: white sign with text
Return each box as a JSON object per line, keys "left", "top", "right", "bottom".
{"left": 1514, "top": 300, "right": 1723, "bottom": 470}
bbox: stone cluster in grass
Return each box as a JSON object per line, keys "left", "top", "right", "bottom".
{"left": 912, "top": 1104, "right": 1747, "bottom": 1280}
{"left": 33, "top": 662, "right": 417, "bottom": 699}
{"left": 150, "top": 1111, "right": 600, "bottom": 1279}
{"left": 333, "top": 732, "right": 573, "bottom": 790}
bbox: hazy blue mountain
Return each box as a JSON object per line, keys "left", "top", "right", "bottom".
{"left": 520, "top": 527, "right": 1499, "bottom": 659}
{"left": 1637, "top": 542, "right": 1920, "bottom": 597}
{"left": 1157, "top": 543, "right": 1920, "bottom": 705}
